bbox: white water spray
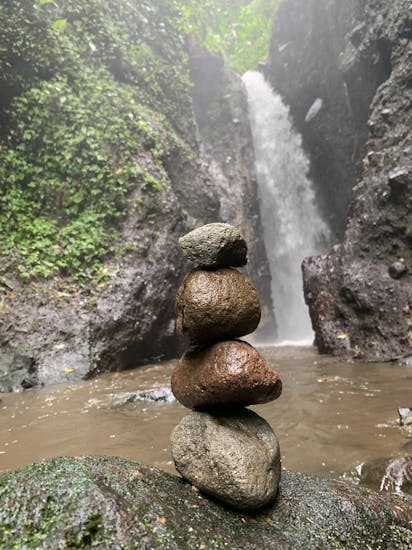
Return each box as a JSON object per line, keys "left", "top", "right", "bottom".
{"left": 242, "top": 71, "right": 331, "bottom": 343}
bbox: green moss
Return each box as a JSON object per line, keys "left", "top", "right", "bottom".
{"left": 179, "top": 0, "right": 281, "bottom": 73}
{"left": 0, "top": 0, "right": 194, "bottom": 283}
{"left": 2, "top": 457, "right": 412, "bottom": 549}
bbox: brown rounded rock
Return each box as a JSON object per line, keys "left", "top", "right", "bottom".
{"left": 171, "top": 341, "right": 282, "bottom": 409}
{"left": 176, "top": 269, "right": 261, "bottom": 346}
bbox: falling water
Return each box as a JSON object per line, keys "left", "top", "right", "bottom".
{"left": 242, "top": 71, "right": 331, "bottom": 343}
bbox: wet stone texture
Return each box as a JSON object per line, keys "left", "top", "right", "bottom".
{"left": 178, "top": 223, "right": 248, "bottom": 268}
{"left": 0, "top": 353, "right": 38, "bottom": 393}
{"left": 1, "top": 456, "right": 412, "bottom": 549}
{"left": 171, "top": 409, "right": 281, "bottom": 511}
{"left": 175, "top": 269, "right": 261, "bottom": 346}
{"left": 358, "top": 456, "right": 412, "bottom": 495}
{"left": 171, "top": 340, "right": 282, "bottom": 409}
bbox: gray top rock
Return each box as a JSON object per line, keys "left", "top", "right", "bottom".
{"left": 178, "top": 223, "right": 247, "bottom": 268}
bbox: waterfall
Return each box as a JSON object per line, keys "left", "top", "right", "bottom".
{"left": 242, "top": 71, "right": 331, "bottom": 343}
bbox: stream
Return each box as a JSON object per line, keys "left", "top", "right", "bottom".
{"left": 1, "top": 346, "right": 411, "bottom": 480}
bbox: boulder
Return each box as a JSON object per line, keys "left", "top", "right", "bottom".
{"left": 357, "top": 456, "right": 412, "bottom": 495}
{"left": 178, "top": 223, "right": 247, "bottom": 268}
{"left": 171, "top": 409, "right": 281, "bottom": 511}
{"left": 176, "top": 269, "right": 261, "bottom": 346}
{"left": 1, "top": 456, "right": 412, "bottom": 548}
{"left": 171, "top": 340, "right": 282, "bottom": 409}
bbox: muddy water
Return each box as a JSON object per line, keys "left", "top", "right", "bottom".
{"left": 1, "top": 346, "right": 411, "bottom": 478}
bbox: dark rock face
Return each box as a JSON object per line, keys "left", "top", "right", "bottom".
{"left": 269, "top": 0, "right": 412, "bottom": 360}
{"left": 1, "top": 456, "right": 412, "bottom": 548}
{"left": 266, "top": 0, "right": 393, "bottom": 239}
{"left": 171, "top": 340, "right": 282, "bottom": 409}
{"left": 0, "top": 354, "right": 37, "bottom": 393}
{"left": 171, "top": 410, "right": 281, "bottom": 511}
{"left": 303, "top": 248, "right": 412, "bottom": 359}
{"left": 176, "top": 269, "right": 261, "bottom": 346}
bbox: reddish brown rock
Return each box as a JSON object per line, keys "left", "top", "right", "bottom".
{"left": 176, "top": 269, "right": 261, "bottom": 346}
{"left": 171, "top": 340, "right": 282, "bottom": 409}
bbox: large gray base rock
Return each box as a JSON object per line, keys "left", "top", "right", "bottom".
{"left": 171, "top": 409, "right": 281, "bottom": 511}
{"left": 1, "top": 456, "right": 412, "bottom": 549}
{"left": 178, "top": 223, "right": 247, "bottom": 268}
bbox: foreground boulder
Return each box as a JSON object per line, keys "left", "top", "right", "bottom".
{"left": 1, "top": 456, "right": 412, "bottom": 548}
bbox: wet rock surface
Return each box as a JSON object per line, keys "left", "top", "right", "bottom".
{"left": 1, "top": 456, "right": 412, "bottom": 549}
{"left": 178, "top": 223, "right": 247, "bottom": 268}
{"left": 270, "top": 0, "right": 412, "bottom": 361}
{"left": 0, "top": 353, "right": 38, "bottom": 393}
{"left": 171, "top": 340, "right": 282, "bottom": 409}
{"left": 302, "top": 250, "right": 412, "bottom": 360}
{"left": 357, "top": 456, "right": 412, "bottom": 495}
{"left": 389, "top": 261, "right": 408, "bottom": 280}
{"left": 121, "top": 387, "right": 176, "bottom": 405}
{"left": 176, "top": 269, "right": 261, "bottom": 346}
{"left": 171, "top": 409, "right": 281, "bottom": 511}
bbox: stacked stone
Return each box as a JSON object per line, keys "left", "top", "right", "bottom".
{"left": 170, "top": 223, "right": 283, "bottom": 512}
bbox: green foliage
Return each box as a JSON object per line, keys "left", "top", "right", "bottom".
{"left": 0, "top": 0, "right": 279, "bottom": 283}
{"left": 229, "top": 0, "right": 281, "bottom": 72}
{"left": 0, "top": 0, "right": 191, "bottom": 282}
{"left": 177, "top": 0, "right": 280, "bottom": 73}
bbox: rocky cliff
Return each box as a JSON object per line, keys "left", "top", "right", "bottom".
{"left": 267, "top": 0, "right": 412, "bottom": 361}
{"left": 0, "top": 0, "right": 272, "bottom": 390}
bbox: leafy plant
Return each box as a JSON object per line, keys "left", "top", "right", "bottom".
{"left": 177, "top": 0, "right": 280, "bottom": 73}
{"left": 0, "top": 0, "right": 280, "bottom": 283}
{"left": 0, "top": 0, "right": 191, "bottom": 282}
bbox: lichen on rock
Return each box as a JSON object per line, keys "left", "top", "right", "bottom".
{"left": 1, "top": 456, "right": 412, "bottom": 548}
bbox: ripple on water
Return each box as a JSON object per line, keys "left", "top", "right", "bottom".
{"left": 0, "top": 347, "right": 412, "bottom": 481}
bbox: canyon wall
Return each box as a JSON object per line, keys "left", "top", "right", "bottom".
{"left": 268, "top": 0, "right": 412, "bottom": 361}
{"left": 0, "top": 0, "right": 272, "bottom": 390}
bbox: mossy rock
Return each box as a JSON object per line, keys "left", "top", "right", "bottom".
{"left": 1, "top": 456, "right": 412, "bottom": 549}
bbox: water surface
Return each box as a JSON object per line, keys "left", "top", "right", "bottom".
{"left": 1, "top": 346, "right": 411, "bottom": 479}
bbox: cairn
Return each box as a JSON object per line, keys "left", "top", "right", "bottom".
{"left": 170, "top": 223, "right": 282, "bottom": 511}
